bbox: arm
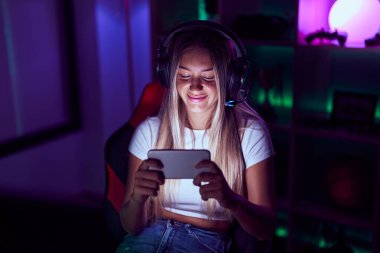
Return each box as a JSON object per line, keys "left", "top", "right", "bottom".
{"left": 120, "top": 153, "right": 164, "bottom": 235}
{"left": 194, "top": 157, "right": 276, "bottom": 240}
{"left": 230, "top": 157, "right": 276, "bottom": 240}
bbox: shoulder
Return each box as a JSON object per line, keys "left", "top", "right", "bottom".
{"left": 136, "top": 116, "right": 160, "bottom": 131}
{"left": 238, "top": 115, "right": 270, "bottom": 134}
{"left": 239, "top": 118, "right": 275, "bottom": 168}
{"left": 131, "top": 116, "right": 161, "bottom": 146}
{"left": 240, "top": 118, "right": 271, "bottom": 143}
{"left": 234, "top": 103, "right": 268, "bottom": 132}
{"left": 132, "top": 116, "right": 160, "bottom": 145}
{"left": 128, "top": 116, "right": 160, "bottom": 160}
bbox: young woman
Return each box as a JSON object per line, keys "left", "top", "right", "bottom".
{"left": 116, "top": 20, "right": 276, "bottom": 253}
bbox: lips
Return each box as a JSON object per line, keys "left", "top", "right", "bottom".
{"left": 188, "top": 94, "right": 207, "bottom": 103}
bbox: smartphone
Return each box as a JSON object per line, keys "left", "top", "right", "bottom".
{"left": 147, "top": 149, "right": 211, "bottom": 179}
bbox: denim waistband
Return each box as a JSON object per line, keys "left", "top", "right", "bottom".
{"left": 116, "top": 218, "right": 231, "bottom": 253}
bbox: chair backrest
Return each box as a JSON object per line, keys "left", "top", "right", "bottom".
{"left": 103, "top": 81, "right": 164, "bottom": 245}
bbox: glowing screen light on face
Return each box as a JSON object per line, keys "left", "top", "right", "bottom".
{"left": 328, "top": 0, "right": 380, "bottom": 45}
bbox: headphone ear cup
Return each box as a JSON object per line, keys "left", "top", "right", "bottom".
{"left": 157, "top": 54, "right": 170, "bottom": 88}
{"left": 227, "top": 59, "right": 248, "bottom": 99}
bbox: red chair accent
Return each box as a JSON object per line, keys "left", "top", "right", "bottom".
{"left": 105, "top": 163, "right": 126, "bottom": 213}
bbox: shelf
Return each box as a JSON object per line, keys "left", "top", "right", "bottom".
{"left": 296, "top": 44, "right": 380, "bottom": 52}
{"left": 242, "top": 39, "right": 296, "bottom": 48}
{"left": 292, "top": 202, "right": 372, "bottom": 230}
{"left": 294, "top": 125, "right": 379, "bottom": 145}
{"left": 242, "top": 39, "right": 380, "bottom": 52}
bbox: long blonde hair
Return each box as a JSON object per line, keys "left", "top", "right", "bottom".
{"left": 147, "top": 27, "right": 262, "bottom": 221}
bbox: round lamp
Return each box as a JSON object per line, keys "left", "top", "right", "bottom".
{"left": 328, "top": 0, "right": 380, "bottom": 45}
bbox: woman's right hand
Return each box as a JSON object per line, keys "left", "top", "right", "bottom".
{"left": 130, "top": 158, "right": 165, "bottom": 204}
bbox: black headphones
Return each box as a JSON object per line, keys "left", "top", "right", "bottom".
{"left": 156, "top": 20, "right": 249, "bottom": 107}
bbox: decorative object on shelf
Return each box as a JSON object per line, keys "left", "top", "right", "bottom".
{"left": 331, "top": 90, "right": 378, "bottom": 134}
{"left": 305, "top": 29, "right": 347, "bottom": 46}
{"left": 324, "top": 155, "right": 374, "bottom": 212}
{"left": 328, "top": 0, "right": 380, "bottom": 46}
{"left": 365, "top": 33, "right": 380, "bottom": 47}
{"left": 232, "top": 14, "right": 291, "bottom": 41}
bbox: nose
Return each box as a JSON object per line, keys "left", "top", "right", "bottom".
{"left": 190, "top": 77, "right": 202, "bottom": 91}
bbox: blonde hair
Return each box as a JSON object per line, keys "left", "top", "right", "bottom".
{"left": 146, "top": 27, "right": 263, "bottom": 221}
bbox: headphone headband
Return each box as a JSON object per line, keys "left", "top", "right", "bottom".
{"left": 157, "top": 20, "right": 249, "bottom": 107}
{"left": 159, "top": 20, "right": 246, "bottom": 59}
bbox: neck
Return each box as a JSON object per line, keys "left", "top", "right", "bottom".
{"left": 187, "top": 112, "right": 211, "bottom": 130}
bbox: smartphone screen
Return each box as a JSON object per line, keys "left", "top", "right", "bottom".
{"left": 147, "top": 149, "right": 210, "bottom": 179}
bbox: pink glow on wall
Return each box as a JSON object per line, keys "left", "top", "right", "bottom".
{"left": 328, "top": 0, "right": 380, "bottom": 46}
{"left": 298, "top": 0, "right": 335, "bottom": 44}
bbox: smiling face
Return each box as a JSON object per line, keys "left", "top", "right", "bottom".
{"left": 176, "top": 47, "right": 218, "bottom": 127}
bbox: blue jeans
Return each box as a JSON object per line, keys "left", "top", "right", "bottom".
{"left": 115, "top": 219, "right": 231, "bottom": 253}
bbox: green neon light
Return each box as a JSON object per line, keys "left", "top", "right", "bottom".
{"left": 255, "top": 89, "right": 266, "bottom": 104}
{"left": 353, "top": 247, "right": 371, "bottom": 253}
{"left": 275, "top": 226, "right": 288, "bottom": 238}
{"left": 198, "top": 0, "right": 208, "bottom": 20}
{"left": 253, "top": 88, "right": 293, "bottom": 109}
{"left": 317, "top": 238, "right": 328, "bottom": 248}
{"left": 326, "top": 99, "right": 333, "bottom": 114}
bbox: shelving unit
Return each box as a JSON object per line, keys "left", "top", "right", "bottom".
{"left": 217, "top": 1, "right": 380, "bottom": 252}
{"left": 151, "top": 1, "right": 380, "bottom": 252}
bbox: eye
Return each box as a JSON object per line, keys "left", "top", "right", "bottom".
{"left": 202, "top": 76, "right": 215, "bottom": 82}
{"left": 178, "top": 73, "right": 191, "bottom": 80}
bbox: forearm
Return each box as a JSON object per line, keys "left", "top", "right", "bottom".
{"left": 230, "top": 194, "right": 276, "bottom": 240}
{"left": 120, "top": 196, "right": 148, "bottom": 235}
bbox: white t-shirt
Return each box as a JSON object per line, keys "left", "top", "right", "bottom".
{"left": 129, "top": 116, "right": 275, "bottom": 220}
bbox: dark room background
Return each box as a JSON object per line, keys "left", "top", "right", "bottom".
{"left": 1, "top": 0, "right": 380, "bottom": 252}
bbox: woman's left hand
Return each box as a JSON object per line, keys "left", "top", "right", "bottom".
{"left": 193, "top": 160, "right": 238, "bottom": 210}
